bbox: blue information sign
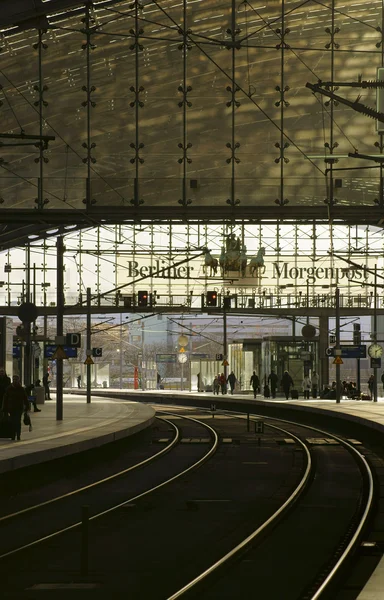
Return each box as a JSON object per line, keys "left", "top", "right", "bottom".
{"left": 13, "top": 345, "right": 21, "bottom": 358}
{"left": 44, "top": 345, "right": 78, "bottom": 359}
{"left": 326, "top": 345, "right": 366, "bottom": 359}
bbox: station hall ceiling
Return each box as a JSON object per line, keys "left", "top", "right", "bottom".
{"left": 1, "top": 0, "right": 384, "bottom": 247}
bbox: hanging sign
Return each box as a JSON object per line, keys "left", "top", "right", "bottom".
{"left": 52, "top": 345, "right": 68, "bottom": 360}
{"left": 333, "top": 356, "right": 343, "bottom": 365}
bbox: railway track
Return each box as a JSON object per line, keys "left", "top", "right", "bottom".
{"left": 0, "top": 403, "right": 378, "bottom": 600}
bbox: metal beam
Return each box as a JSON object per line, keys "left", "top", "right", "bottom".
{"left": 0, "top": 205, "right": 383, "bottom": 228}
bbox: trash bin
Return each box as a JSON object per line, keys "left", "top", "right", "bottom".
{"left": 35, "top": 387, "right": 45, "bottom": 405}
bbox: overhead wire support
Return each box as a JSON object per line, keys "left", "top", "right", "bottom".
{"left": 314, "top": 80, "right": 384, "bottom": 89}
{"left": 306, "top": 82, "right": 384, "bottom": 123}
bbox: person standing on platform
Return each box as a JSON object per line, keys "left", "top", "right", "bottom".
{"left": 219, "top": 373, "right": 227, "bottom": 395}
{"left": 381, "top": 372, "right": 384, "bottom": 394}
{"left": 250, "top": 371, "right": 260, "bottom": 399}
{"left": 302, "top": 375, "right": 311, "bottom": 400}
{"left": 43, "top": 371, "right": 51, "bottom": 400}
{"left": 0, "top": 368, "right": 11, "bottom": 409}
{"left": 368, "top": 374, "right": 374, "bottom": 399}
{"left": 227, "top": 371, "right": 237, "bottom": 395}
{"left": 2, "top": 375, "right": 30, "bottom": 441}
{"left": 213, "top": 375, "right": 220, "bottom": 395}
{"left": 268, "top": 370, "right": 279, "bottom": 398}
{"left": 311, "top": 371, "right": 319, "bottom": 398}
{"left": 281, "top": 370, "right": 294, "bottom": 400}
{"left": 77, "top": 374, "right": 81, "bottom": 389}
{"left": 25, "top": 382, "right": 41, "bottom": 413}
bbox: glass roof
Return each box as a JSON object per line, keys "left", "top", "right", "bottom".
{"left": 0, "top": 0, "right": 383, "bottom": 213}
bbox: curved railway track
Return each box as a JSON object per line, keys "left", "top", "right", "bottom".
{"left": 0, "top": 401, "right": 378, "bottom": 600}
{"left": 0, "top": 413, "right": 217, "bottom": 559}
{"left": 166, "top": 409, "right": 374, "bottom": 600}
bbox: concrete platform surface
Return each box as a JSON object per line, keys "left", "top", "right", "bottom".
{"left": 0, "top": 395, "right": 155, "bottom": 473}
{"left": 82, "top": 388, "right": 384, "bottom": 435}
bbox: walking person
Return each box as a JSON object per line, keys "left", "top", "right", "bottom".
{"left": 250, "top": 371, "right": 260, "bottom": 399}
{"left": 281, "top": 370, "right": 294, "bottom": 400}
{"left": 77, "top": 374, "right": 81, "bottom": 389}
{"left": 43, "top": 371, "right": 51, "bottom": 400}
{"left": 2, "top": 375, "right": 30, "bottom": 441}
{"left": 268, "top": 370, "right": 279, "bottom": 398}
{"left": 213, "top": 375, "right": 220, "bottom": 395}
{"left": 302, "top": 375, "right": 311, "bottom": 400}
{"left": 368, "top": 374, "right": 374, "bottom": 400}
{"left": 0, "top": 368, "right": 11, "bottom": 409}
{"left": 219, "top": 373, "right": 227, "bottom": 395}
{"left": 311, "top": 371, "right": 319, "bottom": 398}
{"left": 227, "top": 371, "right": 237, "bottom": 395}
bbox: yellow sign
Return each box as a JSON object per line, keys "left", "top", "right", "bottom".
{"left": 179, "top": 347, "right": 185, "bottom": 353}
{"left": 222, "top": 359, "right": 229, "bottom": 366}
{"left": 52, "top": 345, "right": 68, "bottom": 360}
{"left": 84, "top": 356, "right": 94, "bottom": 365}
{"left": 333, "top": 356, "right": 343, "bottom": 365}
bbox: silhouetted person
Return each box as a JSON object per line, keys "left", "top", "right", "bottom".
{"left": 2, "top": 375, "right": 30, "bottom": 441}
{"left": 281, "top": 370, "right": 294, "bottom": 400}
{"left": 227, "top": 371, "right": 237, "bottom": 394}
{"left": 250, "top": 371, "right": 260, "bottom": 399}
{"left": 368, "top": 375, "right": 374, "bottom": 399}
{"left": 268, "top": 370, "right": 278, "bottom": 398}
{"left": 0, "top": 368, "right": 11, "bottom": 408}
{"left": 43, "top": 372, "right": 51, "bottom": 400}
{"left": 77, "top": 374, "right": 81, "bottom": 389}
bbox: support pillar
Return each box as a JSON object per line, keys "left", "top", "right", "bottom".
{"left": 56, "top": 237, "right": 64, "bottom": 420}
{"left": 319, "top": 314, "right": 329, "bottom": 390}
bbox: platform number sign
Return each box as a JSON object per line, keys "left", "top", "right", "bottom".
{"left": 92, "top": 348, "right": 102, "bottom": 357}
{"left": 216, "top": 353, "right": 223, "bottom": 361}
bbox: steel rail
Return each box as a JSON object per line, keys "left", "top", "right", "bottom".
{"left": 0, "top": 413, "right": 218, "bottom": 559}
{"left": 169, "top": 406, "right": 374, "bottom": 600}
{"left": 0, "top": 416, "right": 179, "bottom": 523}
{"left": 167, "top": 419, "right": 312, "bottom": 600}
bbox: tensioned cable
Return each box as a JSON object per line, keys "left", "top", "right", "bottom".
{"left": 0, "top": 68, "right": 126, "bottom": 204}
{"left": 151, "top": 0, "right": 324, "bottom": 176}
{"left": 100, "top": 5, "right": 224, "bottom": 47}
{"left": 313, "top": 0, "right": 381, "bottom": 31}
{"left": 0, "top": 162, "right": 122, "bottom": 240}
{"left": 240, "top": 0, "right": 312, "bottom": 44}
{"left": 63, "top": 144, "right": 69, "bottom": 203}
{"left": 1, "top": 86, "right": 24, "bottom": 132}
{"left": 244, "top": 0, "right": 360, "bottom": 154}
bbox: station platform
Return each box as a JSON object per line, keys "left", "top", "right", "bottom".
{"left": 0, "top": 395, "right": 155, "bottom": 474}
{"left": 80, "top": 387, "right": 384, "bottom": 437}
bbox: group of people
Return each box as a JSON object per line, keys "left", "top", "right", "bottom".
{"left": 270, "top": 370, "right": 319, "bottom": 400}
{"left": 0, "top": 369, "right": 50, "bottom": 441}
{"left": 300, "top": 371, "right": 320, "bottom": 399}
{"left": 212, "top": 372, "right": 238, "bottom": 395}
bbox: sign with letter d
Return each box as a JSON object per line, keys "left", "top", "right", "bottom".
{"left": 65, "top": 332, "right": 81, "bottom": 347}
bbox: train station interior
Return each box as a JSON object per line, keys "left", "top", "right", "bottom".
{"left": 1, "top": 0, "right": 384, "bottom": 402}
{"left": 2, "top": 3, "right": 384, "bottom": 599}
